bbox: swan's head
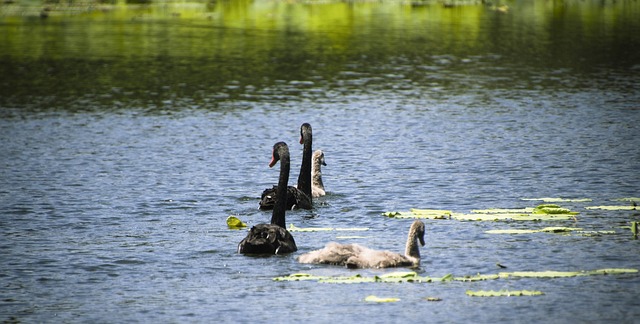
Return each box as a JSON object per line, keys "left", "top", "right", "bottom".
{"left": 313, "top": 150, "right": 327, "bottom": 166}
{"left": 299, "top": 123, "right": 312, "bottom": 144}
{"left": 269, "top": 142, "right": 289, "bottom": 168}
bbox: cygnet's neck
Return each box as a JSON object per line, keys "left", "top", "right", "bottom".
{"left": 312, "top": 161, "right": 324, "bottom": 190}
{"left": 404, "top": 225, "right": 421, "bottom": 261}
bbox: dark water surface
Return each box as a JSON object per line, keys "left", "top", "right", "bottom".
{"left": 1, "top": 1, "right": 640, "bottom": 323}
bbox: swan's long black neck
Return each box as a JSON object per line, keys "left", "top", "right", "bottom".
{"left": 271, "top": 145, "right": 290, "bottom": 228}
{"left": 297, "top": 124, "right": 312, "bottom": 199}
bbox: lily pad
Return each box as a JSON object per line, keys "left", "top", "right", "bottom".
{"left": 226, "top": 216, "right": 247, "bottom": 229}
{"left": 466, "top": 290, "right": 544, "bottom": 297}
{"left": 364, "top": 295, "right": 400, "bottom": 303}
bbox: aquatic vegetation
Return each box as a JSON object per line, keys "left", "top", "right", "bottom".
{"left": 273, "top": 268, "right": 637, "bottom": 283}
{"left": 521, "top": 198, "right": 592, "bottom": 203}
{"left": 365, "top": 295, "right": 400, "bottom": 303}
{"left": 287, "top": 224, "right": 369, "bottom": 232}
{"left": 585, "top": 205, "right": 638, "bottom": 210}
{"left": 611, "top": 197, "right": 640, "bottom": 202}
{"left": 466, "top": 290, "right": 544, "bottom": 297}
{"left": 486, "top": 227, "right": 578, "bottom": 234}
{"left": 487, "top": 227, "right": 617, "bottom": 236}
{"left": 226, "top": 216, "right": 247, "bottom": 229}
{"left": 532, "top": 204, "right": 578, "bottom": 215}
{"left": 383, "top": 209, "right": 452, "bottom": 219}
{"left": 384, "top": 204, "right": 579, "bottom": 222}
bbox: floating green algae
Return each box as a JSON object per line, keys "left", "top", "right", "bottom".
{"left": 486, "top": 227, "right": 616, "bottom": 236}
{"left": 383, "top": 209, "right": 452, "bottom": 219}
{"left": 611, "top": 197, "right": 640, "bottom": 202}
{"left": 585, "top": 205, "right": 638, "bottom": 210}
{"left": 466, "top": 290, "right": 544, "bottom": 297}
{"left": 486, "top": 227, "right": 582, "bottom": 234}
{"left": 384, "top": 204, "right": 579, "bottom": 222}
{"left": 532, "top": 204, "right": 579, "bottom": 215}
{"left": 272, "top": 268, "right": 637, "bottom": 283}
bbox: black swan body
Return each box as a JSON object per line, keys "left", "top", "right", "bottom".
{"left": 259, "top": 123, "right": 313, "bottom": 210}
{"left": 297, "top": 220, "right": 425, "bottom": 268}
{"left": 238, "top": 142, "right": 297, "bottom": 255}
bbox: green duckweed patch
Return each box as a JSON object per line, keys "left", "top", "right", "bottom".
{"left": 466, "top": 290, "right": 544, "bottom": 297}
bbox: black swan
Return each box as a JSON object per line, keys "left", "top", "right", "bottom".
{"left": 297, "top": 220, "right": 425, "bottom": 268}
{"left": 311, "top": 149, "right": 327, "bottom": 197}
{"left": 238, "top": 142, "right": 297, "bottom": 255}
{"left": 259, "top": 123, "right": 313, "bottom": 210}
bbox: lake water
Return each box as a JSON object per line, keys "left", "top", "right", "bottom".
{"left": 1, "top": 1, "right": 640, "bottom": 323}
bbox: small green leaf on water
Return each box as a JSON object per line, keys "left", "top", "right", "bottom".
{"left": 364, "top": 295, "right": 400, "bottom": 303}
{"left": 466, "top": 290, "right": 544, "bottom": 297}
{"left": 226, "top": 216, "right": 247, "bottom": 229}
{"left": 631, "top": 222, "right": 638, "bottom": 236}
